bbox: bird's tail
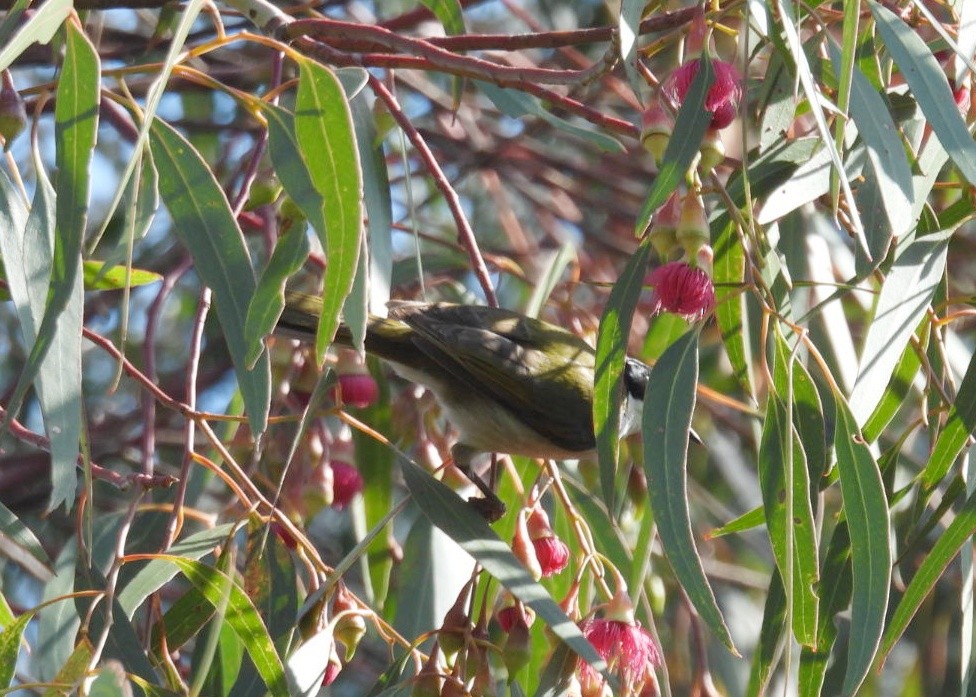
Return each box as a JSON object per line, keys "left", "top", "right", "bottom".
{"left": 277, "top": 291, "right": 419, "bottom": 366}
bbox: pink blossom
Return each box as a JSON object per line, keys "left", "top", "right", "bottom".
{"left": 578, "top": 618, "right": 662, "bottom": 695}
{"left": 647, "top": 261, "right": 715, "bottom": 321}
{"left": 532, "top": 536, "right": 570, "bottom": 577}
{"left": 663, "top": 58, "right": 741, "bottom": 129}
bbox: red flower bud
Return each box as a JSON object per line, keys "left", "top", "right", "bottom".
{"left": 333, "top": 372, "right": 379, "bottom": 409}
{"left": 330, "top": 460, "right": 364, "bottom": 509}
{"left": 532, "top": 536, "right": 570, "bottom": 577}
{"left": 663, "top": 58, "right": 741, "bottom": 129}
{"left": 640, "top": 101, "right": 673, "bottom": 165}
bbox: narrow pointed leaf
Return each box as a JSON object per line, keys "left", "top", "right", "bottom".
{"left": 644, "top": 330, "right": 737, "bottom": 652}
{"left": 149, "top": 117, "right": 271, "bottom": 434}
{"left": 294, "top": 57, "right": 363, "bottom": 363}
{"left": 870, "top": 0, "right": 976, "bottom": 186}
{"left": 245, "top": 223, "right": 311, "bottom": 367}
{"left": 397, "top": 456, "right": 606, "bottom": 671}
{"left": 635, "top": 55, "right": 713, "bottom": 233}
{"left": 848, "top": 230, "right": 950, "bottom": 425}
{"left": 594, "top": 240, "right": 652, "bottom": 511}
{"left": 922, "top": 345, "right": 976, "bottom": 487}
{"left": 880, "top": 486, "right": 976, "bottom": 662}
{"left": 833, "top": 401, "right": 891, "bottom": 696}
{"left": 133, "top": 555, "right": 287, "bottom": 696}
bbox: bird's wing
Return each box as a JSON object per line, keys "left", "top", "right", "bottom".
{"left": 393, "top": 304, "right": 597, "bottom": 453}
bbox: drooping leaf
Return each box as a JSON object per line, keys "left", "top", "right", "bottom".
{"left": 833, "top": 400, "right": 891, "bottom": 696}
{"left": 0, "top": 0, "right": 71, "bottom": 72}
{"left": 635, "top": 55, "right": 714, "bottom": 233}
{"left": 848, "top": 230, "right": 950, "bottom": 425}
{"left": 245, "top": 222, "right": 311, "bottom": 367}
{"left": 644, "top": 330, "right": 737, "bottom": 652}
{"left": 294, "top": 57, "right": 364, "bottom": 363}
{"left": 880, "top": 486, "right": 976, "bottom": 663}
{"left": 870, "top": 0, "right": 976, "bottom": 187}
{"left": 149, "top": 117, "right": 271, "bottom": 435}
{"left": 478, "top": 81, "right": 624, "bottom": 153}
{"left": 594, "top": 240, "right": 653, "bottom": 511}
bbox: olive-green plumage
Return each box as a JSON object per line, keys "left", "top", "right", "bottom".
{"left": 277, "top": 292, "right": 603, "bottom": 455}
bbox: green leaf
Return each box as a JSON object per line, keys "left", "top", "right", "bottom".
{"left": 861, "top": 319, "right": 926, "bottom": 444}
{"left": 149, "top": 117, "right": 271, "bottom": 435}
{"left": 799, "top": 523, "right": 853, "bottom": 696}
{"left": 880, "top": 486, "right": 976, "bottom": 663}
{"left": 848, "top": 230, "right": 950, "bottom": 425}
{"left": 1, "top": 22, "right": 96, "bottom": 511}
{"left": 746, "top": 570, "right": 786, "bottom": 696}
{"left": 594, "top": 240, "right": 652, "bottom": 511}
{"left": 713, "top": 217, "right": 754, "bottom": 396}
{"left": 245, "top": 222, "right": 310, "bottom": 367}
{"left": 833, "top": 400, "right": 891, "bottom": 696}
{"left": 351, "top": 91, "right": 393, "bottom": 329}
{"left": 635, "top": 55, "right": 714, "bottom": 233}
{"left": 118, "top": 523, "right": 236, "bottom": 618}
{"left": 618, "top": 0, "right": 645, "bottom": 102}
{"left": 760, "top": 331, "right": 819, "bottom": 648}
{"left": 0, "top": 612, "right": 31, "bottom": 688}
{"left": 643, "top": 330, "right": 737, "bottom": 652}
{"left": 419, "top": 0, "right": 464, "bottom": 34}
{"left": 922, "top": 344, "right": 976, "bottom": 487}
{"left": 0, "top": 0, "right": 71, "bottom": 72}
{"left": 0, "top": 501, "right": 51, "bottom": 568}
{"left": 396, "top": 456, "right": 607, "bottom": 672}
{"left": 870, "top": 0, "right": 976, "bottom": 186}
{"left": 294, "top": 57, "right": 364, "bottom": 363}
{"left": 708, "top": 505, "right": 764, "bottom": 538}
{"left": 144, "top": 555, "right": 288, "bottom": 696}
{"left": 477, "top": 81, "right": 624, "bottom": 153}
{"left": 82, "top": 260, "right": 162, "bottom": 290}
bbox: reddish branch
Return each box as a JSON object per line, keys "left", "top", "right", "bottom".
{"left": 287, "top": 17, "right": 614, "bottom": 86}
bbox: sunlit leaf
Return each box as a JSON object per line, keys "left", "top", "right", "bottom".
{"left": 294, "top": 57, "right": 364, "bottom": 363}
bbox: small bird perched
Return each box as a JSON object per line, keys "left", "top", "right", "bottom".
{"left": 277, "top": 292, "right": 659, "bottom": 517}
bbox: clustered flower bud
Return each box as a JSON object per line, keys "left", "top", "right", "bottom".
{"left": 0, "top": 70, "right": 26, "bottom": 149}
{"left": 332, "top": 351, "right": 380, "bottom": 409}
{"left": 640, "top": 101, "right": 674, "bottom": 166}
{"left": 648, "top": 192, "right": 682, "bottom": 259}
{"left": 527, "top": 507, "right": 570, "bottom": 577}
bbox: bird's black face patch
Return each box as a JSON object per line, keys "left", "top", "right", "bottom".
{"left": 623, "top": 358, "right": 651, "bottom": 401}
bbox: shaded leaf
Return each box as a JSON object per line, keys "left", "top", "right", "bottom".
{"left": 149, "top": 117, "right": 271, "bottom": 434}
{"left": 478, "top": 81, "right": 624, "bottom": 153}
{"left": 594, "top": 240, "right": 652, "bottom": 511}
{"left": 833, "top": 401, "right": 891, "bottom": 696}
{"left": 245, "top": 222, "right": 311, "bottom": 367}
{"left": 397, "top": 456, "right": 607, "bottom": 671}
{"left": 644, "top": 330, "right": 737, "bottom": 652}
{"left": 848, "top": 230, "right": 950, "bottom": 425}
{"left": 0, "top": 0, "right": 71, "bottom": 72}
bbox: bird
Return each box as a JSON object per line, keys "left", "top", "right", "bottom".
{"left": 277, "top": 291, "right": 666, "bottom": 517}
